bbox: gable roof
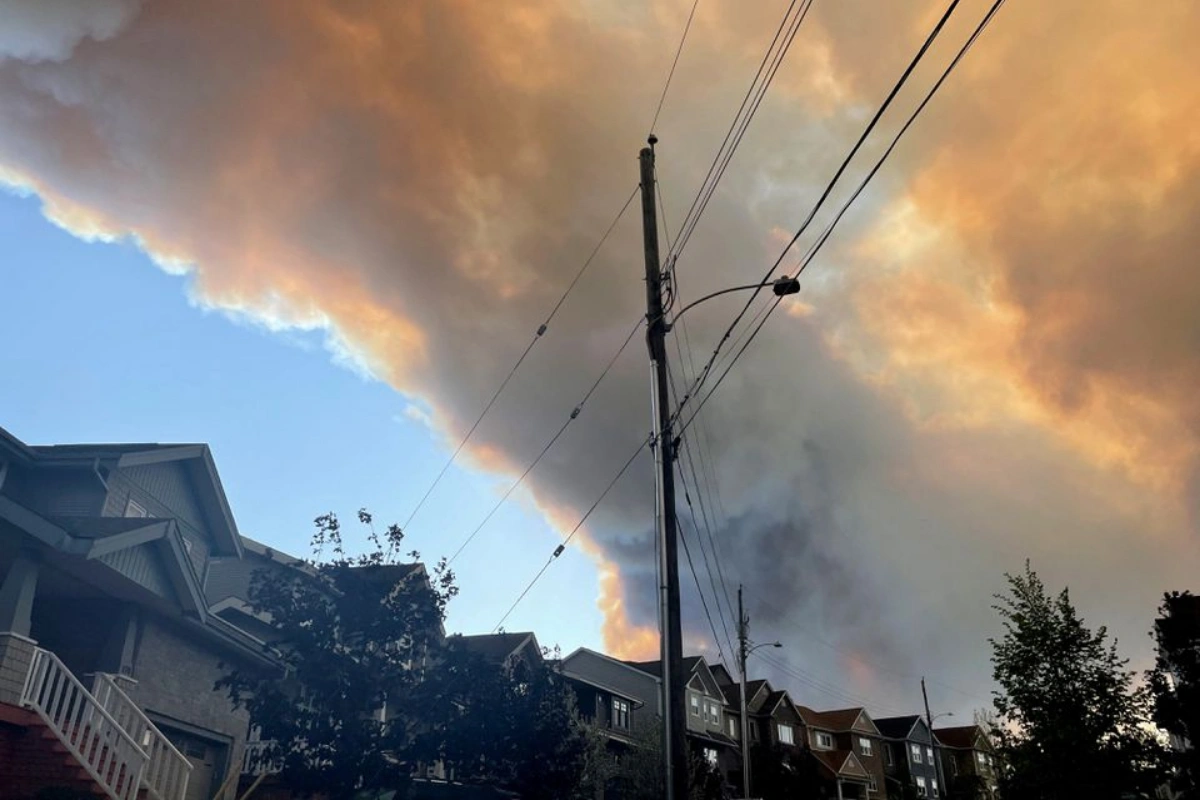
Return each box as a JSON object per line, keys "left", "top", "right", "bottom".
{"left": 562, "top": 647, "right": 663, "bottom": 683}
{"left": 624, "top": 655, "right": 704, "bottom": 679}
{"left": 935, "top": 725, "right": 992, "bottom": 750}
{"left": 818, "top": 707, "right": 881, "bottom": 735}
{"left": 813, "top": 750, "right": 871, "bottom": 781}
{"left": 725, "top": 679, "right": 771, "bottom": 712}
{"left": 874, "top": 715, "right": 926, "bottom": 741}
{"left": 3, "top": 427, "right": 242, "bottom": 557}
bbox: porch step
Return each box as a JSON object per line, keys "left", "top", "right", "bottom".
{"left": 0, "top": 705, "right": 108, "bottom": 800}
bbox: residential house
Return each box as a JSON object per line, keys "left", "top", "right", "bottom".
{"left": 876, "top": 715, "right": 943, "bottom": 798}
{"left": 625, "top": 656, "right": 740, "bottom": 794}
{"left": 797, "top": 706, "right": 877, "bottom": 800}
{"left": 0, "top": 426, "right": 275, "bottom": 800}
{"left": 560, "top": 647, "right": 656, "bottom": 748}
{"left": 458, "top": 631, "right": 543, "bottom": 669}
{"left": 932, "top": 725, "right": 998, "bottom": 800}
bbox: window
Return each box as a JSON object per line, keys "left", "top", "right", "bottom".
{"left": 704, "top": 747, "right": 718, "bottom": 767}
{"left": 690, "top": 694, "right": 701, "bottom": 716}
{"left": 911, "top": 743, "right": 923, "bottom": 763}
{"left": 815, "top": 731, "right": 833, "bottom": 750}
{"left": 611, "top": 698, "right": 630, "bottom": 731}
{"left": 885, "top": 744, "right": 894, "bottom": 766}
{"left": 976, "top": 751, "right": 987, "bottom": 767}
{"left": 859, "top": 736, "right": 873, "bottom": 757}
{"left": 778, "top": 724, "right": 794, "bottom": 745}
{"left": 926, "top": 746, "right": 934, "bottom": 762}
{"left": 868, "top": 775, "right": 877, "bottom": 793}
{"left": 729, "top": 717, "right": 738, "bottom": 738}
{"left": 705, "top": 701, "right": 721, "bottom": 725}
{"left": 916, "top": 776, "right": 928, "bottom": 797}
{"left": 932, "top": 778, "right": 939, "bottom": 797}
{"left": 125, "top": 498, "right": 148, "bottom": 518}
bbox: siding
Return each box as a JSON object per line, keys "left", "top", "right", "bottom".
{"left": 2, "top": 464, "right": 105, "bottom": 517}
{"left": 562, "top": 649, "right": 660, "bottom": 728}
{"left": 99, "top": 543, "right": 172, "bottom": 598}
{"left": 127, "top": 617, "right": 252, "bottom": 800}
{"left": 104, "top": 463, "right": 210, "bottom": 579}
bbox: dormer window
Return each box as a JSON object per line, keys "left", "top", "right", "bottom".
{"left": 815, "top": 731, "right": 833, "bottom": 749}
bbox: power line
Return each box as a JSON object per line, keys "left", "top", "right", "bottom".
{"left": 669, "top": 0, "right": 963, "bottom": 429}
{"left": 678, "top": 513, "right": 729, "bottom": 664}
{"left": 492, "top": 434, "right": 651, "bottom": 632}
{"left": 755, "top": 650, "right": 911, "bottom": 716}
{"left": 448, "top": 318, "right": 644, "bottom": 563}
{"left": 677, "top": 0, "right": 1009, "bottom": 438}
{"left": 402, "top": 185, "right": 639, "bottom": 531}
{"left": 649, "top": 0, "right": 704, "bottom": 136}
{"left": 668, "top": 0, "right": 814, "bottom": 267}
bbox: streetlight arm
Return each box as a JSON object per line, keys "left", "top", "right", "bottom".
{"left": 663, "top": 276, "right": 800, "bottom": 329}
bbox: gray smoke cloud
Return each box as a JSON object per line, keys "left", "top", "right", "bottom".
{"left": 2, "top": 0, "right": 1198, "bottom": 714}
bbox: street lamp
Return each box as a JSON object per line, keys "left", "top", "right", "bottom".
{"left": 665, "top": 275, "right": 801, "bottom": 331}
{"left": 928, "top": 710, "right": 953, "bottom": 797}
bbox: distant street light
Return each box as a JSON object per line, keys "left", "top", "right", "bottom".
{"left": 666, "top": 276, "right": 801, "bottom": 330}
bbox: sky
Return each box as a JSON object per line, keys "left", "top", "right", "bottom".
{"left": 1, "top": 0, "right": 1198, "bottom": 719}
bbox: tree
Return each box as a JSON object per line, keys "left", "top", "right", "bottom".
{"left": 989, "top": 562, "right": 1164, "bottom": 799}
{"left": 1148, "top": 591, "right": 1200, "bottom": 798}
{"left": 749, "top": 741, "right": 823, "bottom": 799}
{"left": 415, "top": 640, "right": 601, "bottom": 800}
{"left": 218, "top": 511, "right": 455, "bottom": 799}
{"left": 605, "top": 720, "right": 724, "bottom": 800}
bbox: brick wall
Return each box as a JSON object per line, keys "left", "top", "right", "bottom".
{"left": 126, "top": 618, "right": 250, "bottom": 800}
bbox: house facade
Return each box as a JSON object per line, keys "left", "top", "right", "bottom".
{"left": 0, "top": 427, "right": 275, "bottom": 800}
{"left": 561, "top": 646, "right": 657, "bottom": 748}
{"left": 876, "top": 715, "right": 943, "bottom": 798}
{"left": 797, "top": 705, "right": 879, "bottom": 800}
{"left": 933, "top": 725, "right": 998, "bottom": 800}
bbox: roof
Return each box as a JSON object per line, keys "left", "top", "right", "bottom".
{"left": 874, "top": 715, "right": 923, "bottom": 740}
{"left": 813, "top": 750, "right": 871, "bottom": 781}
{"left": 1, "top": 427, "right": 242, "bottom": 557}
{"left": 623, "top": 655, "right": 704, "bottom": 678}
{"left": 935, "top": 725, "right": 990, "bottom": 750}
{"left": 458, "top": 632, "right": 540, "bottom": 664}
{"left": 725, "top": 679, "right": 770, "bottom": 711}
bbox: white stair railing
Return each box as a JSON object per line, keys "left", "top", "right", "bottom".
{"left": 20, "top": 647, "right": 148, "bottom": 800}
{"left": 92, "top": 672, "right": 193, "bottom": 800}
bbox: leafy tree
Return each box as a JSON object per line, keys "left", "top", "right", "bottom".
{"left": 749, "top": 741, "right": 823, "bottom": 799}
{"left": 415, "top": 640, "right": 600, "bottom": 800}
{"left": 1148, "top": 591, "right": 1200, "bottom": 798}
{"left": 605, "top": 720, "right": 724, "bottom": 800}
{"left": 989, "top": 562, "right": 1164, "bottom": 799}
{"left": 218, "top": 511, "right": 454, "bottom": 798}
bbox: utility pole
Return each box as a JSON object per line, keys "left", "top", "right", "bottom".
{"left": 923, "top": 677, "right": 947, "bottom": 798}
{"left": 739, "top": 586, "right": 751, "bottom": 800}
{"left": 640, "top": 138, "right": 687, "bottom": 800}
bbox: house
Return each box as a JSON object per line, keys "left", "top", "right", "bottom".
{"left": 624, "top": 656, "right": 741, "bottom": 793}
{"left": 875, "top": 715, "right": 943, "bottom": 798}
{"left": 560, "top": 647, "right": 656, "bottom": 748}
{"left": 796, "top": 706, "right": 878, "bottom": 799}
{"left": 932, "top": 725, "right": 998, "bottom": 800}
{"left": 0, "top": 426, "right": 276, "bottom": 800}
{"left": 457, "top": 631, "right": 542, "bottom": 669}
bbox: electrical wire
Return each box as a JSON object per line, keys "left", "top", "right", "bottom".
{"left": 492, "top": 434, "right": 652, "bottom": 632}
{"left": 669, "top": 0, "right": 962, "bottom": 429}
{"left": 402, "top": 185, "right": 639, "bottom": 531}
{"left": 448, "top": 318, "right": 644, "bottom": 563}
{"left": 678, "top": 514, "right": 728, "bottom": 663}
{"left": 756, "top": 650, "right": 911, "bottom": 715}
{"left": 649, "top": 0, "right": 704, "bottom": 136}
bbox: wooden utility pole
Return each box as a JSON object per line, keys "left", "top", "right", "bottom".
{"left": 640, "top": 137, "right": 687, "bottom": 800}
{"left": 923, "top": 676, "right": 947, "bottom": 796}
{"left": 738, "top": 586, "right": 752, "bottom": 800}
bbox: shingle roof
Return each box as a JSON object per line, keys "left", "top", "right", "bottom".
{"left": 934, "top": 725, "right": 986, "bottom": 749}
{"left": 623, "top": 655, "right": 704, "bottom": 679}
{"left": 819, "top": 707, "right": 871, "bottom": 733}
{"left": 874, "top": 715, "right": 922, "bottom": 740}
{"left": 812, "top": 750, "right": 870, "bottom": 781}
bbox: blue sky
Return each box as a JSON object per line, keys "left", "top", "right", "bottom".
{"left": 0, "top": 188, "right": 604, "bottom": 652}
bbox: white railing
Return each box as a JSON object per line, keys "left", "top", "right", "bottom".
{"left": 21, "top": 648, "right": 148, "bottom": 800}
{"left": 92, "top": 673, "right": 192, "bottom": 800}
{"left": 242, "top": 737, "right": 282, "bottom": 775}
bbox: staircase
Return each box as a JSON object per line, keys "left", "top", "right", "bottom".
{"left": 13, "top": 647, "right": 192, "bottom": 800}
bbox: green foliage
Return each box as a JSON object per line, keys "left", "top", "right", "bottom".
{"left": 604, "top": 719, "right": 724, "bottom": 800}
{"left": 1148, "top": 591, "right": 1200, "bottom": 798}
{"left": 749, "top": 741, "right": 823, "bottom": 799}
{"left": 989, "top": 561, "right": 1164, "bottom": 799}
{"left": 217, "top": 510, "right": 592, "bottom": 799}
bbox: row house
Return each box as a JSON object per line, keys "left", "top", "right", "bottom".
{"left": 0, "top": 426, "right": 275, "bottom": 800}
{"left": 932, "top": 725, "right": 999, "bottom": 800}
{"left": 798, "top": 706, "right": 886, "bottom": 800}
{"left": 876, "top": 715, "right": 943, "bottom": 798}
{"left": 560, "top": 646, "right": 657, "bottom": 749}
